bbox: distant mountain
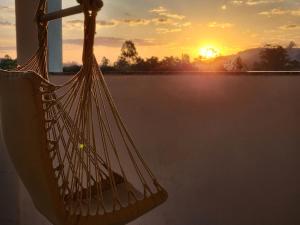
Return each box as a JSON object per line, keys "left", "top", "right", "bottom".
{"left": 287, "top": 48, "right": 300, "bottom": 61}
{"left": 234, "top": 48, "right": 300, "bottom": 69}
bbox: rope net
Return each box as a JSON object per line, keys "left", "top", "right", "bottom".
{"left": 16, "top": 0, "right": 167, "bottom": 218}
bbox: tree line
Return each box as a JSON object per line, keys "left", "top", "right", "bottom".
{"left": 253, "top": 43, "right": 300, "bottom": 71}
{"left": 64, "top": 40, "right": 199, "bottom": 74}
{"left": 0, "top": 55, "right": 17, "bottom": 70}
{"left": 1, "top": 41, "right": 300, "bottom": 72}
{"left": 62, "top": 40, "right": 300, "bottom": 73}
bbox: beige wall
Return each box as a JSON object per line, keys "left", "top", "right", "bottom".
{"left": 15, "top": 0, "right": 39, "bottom": 65}
{"left": 1, "top": 75, "right": 300, "bottom": 225}
{"left": 0, "top": 119, "right": 19, "bottom": 225}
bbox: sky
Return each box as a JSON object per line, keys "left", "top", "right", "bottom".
{"left": 0, "top": 0, "right": 300, "bottom": 63}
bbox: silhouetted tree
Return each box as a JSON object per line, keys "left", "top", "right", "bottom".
{"left": 193, "top": 56, "right": 203, "bottom": 64}
{"left": 101, "top": 57, "right": 110, "bottom": 67}
{"left": 131, "top": 57, "right": 145, "bottom": 71}
{"left": 181, "top": 54, "right": 200, "bottom": 71}
{"left": 114, "top": 56, "right": 130, "bottom": 72}
{"left": 100, "top": 57, "right": 115, "bottom": 73}
{"left": 63, "top": 64, "right": 81, "bottom": 73}
{"left": 287, "top": 41, "right": 297, "bottom": 49}
{"left": 235, "top": 56, "right": 244, "bottom": 71}
{"left": 160, "top": 56, "right": 181, "bottom": 71}
{"left": 120, "top": 40, "right": 138, "bottom": 64}
{"left": 286, "top": 60, "right": 300, "bottom": 71}
{"left": 0, "top": 55, "right": 17, "bottom": 70}
{"left": 179, "top": 54, "right": 196, "bottom": 70}
{"left": 181, "top": 54, "right": 190, "bottom": 64}
{"left": 228, "top": 56, "right": 247, "bottom": 72}
{"left": 257, "top": 44, "right": 290, "bottom": 71}
{"left": 145, "top": 57, "right": 160, "bottom": 69}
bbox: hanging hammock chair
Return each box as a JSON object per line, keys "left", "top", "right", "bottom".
{"left": 0, "top": 1, "right": 167, "bottom": 225}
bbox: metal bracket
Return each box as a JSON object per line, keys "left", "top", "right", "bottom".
{"left": 40, "top": 5, "right": 84, "bottom": 22}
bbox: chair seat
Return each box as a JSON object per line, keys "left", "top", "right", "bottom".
{"left": 65, "top": 182, "right": 143, "bottom": 215}
{"left": 66, "top": 189, "right": 167, "bottom": 225}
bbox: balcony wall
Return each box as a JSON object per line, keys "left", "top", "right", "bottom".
{"left": 1, "top": 75, "right": 300, "bottom": 225}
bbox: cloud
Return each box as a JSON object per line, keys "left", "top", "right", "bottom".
{"left": 64, "top": 13, "right": 191, "bottom": 34}
{"left": 119, "top": 17, "right": 182, "bottom": 26}
{"left": 0, "top": 5, "right": 15, "bottom": 25}
{"left": 231, "top": 0, "right": 284, "bottom": 6}
{"left": 245, "top": 0, "right": 284, "bottom": 5}
{"left": 231, "top": 0, "right": 244, "bottom": 5}
{"left": 181, "top": 22, "right": 192, "bottom": 27}
{"left": 64, "top": 6, "right": 191, "bottom": 36}
{"left": 64, "top": 20, "right": 82, "bottom": 28}
{"left": 208, "top": 22, "right": 234, "bottom": 29}
{"left": 149, "top": 6, "right": 185, "bottom": 20}
{"left": 0, "top": 21, "right": 12, "bottom": 26}
{"left": 159, "top": 12, "right": 185, "bottom": 20}
{"left": 259, "top": 8, "right": 300, "bottom": 16}
{"left": 259, "top": 8, "right": 288, "bottom": 15}
{"left": 65, "top": 19, "right": 119, "bottom": 28}
{"left": 132, "top": 38, "right": 160, "bottom": 46}
{"left": 156, "top": 28, "right": 182, "bottom": 34}
{"left": 64, "top": 36, "right": 160, "bottom": 47}
{"left": 0, "top": 20, "right": 14, "bottom": 27}
{"left": 149, "top": 6, "right": 168, "bottom": 13}
{"left": 279, "top": 24, "right": 300, "bottom": 30}
{"left": 152, "top": 18, "right": 173, "bottom": 25}
{"left": 121, "top": 19, "right": 151, "bottom": 26}
{"left": 0, "top": 46, "right": 15, "bottom": 51}
{"left": 291, "top": 10, "right": 300, "bottom": 16}
{"left": 148, "top": 6, "right": 191, "bottom": 33}
{"left": 97, "top": 20, "right": 119, "bottom": 27}
{"left": 155, "top": 20, "right": 191, "bottom": 34}
{"left": 0, "top": 5, "right": 14, "bottom": 12}
{"left": 65, "top": 17, "right": 175, "bottom": 28}
{"left": 221, "top": 5, "right": 227, "bottom": 10}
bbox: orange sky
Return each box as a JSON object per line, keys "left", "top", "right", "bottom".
{"left": 0, "top": 0, "right": 300, "bottom": 63}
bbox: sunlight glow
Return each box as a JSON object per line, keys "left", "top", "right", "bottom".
{"left": 79, "top": 144, "right": 85, "bottom": 150}
{"left": 199, "top": 46, "right": 220, "bottom": 60}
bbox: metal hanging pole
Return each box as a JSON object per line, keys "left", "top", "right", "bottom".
{"left": 40, "top": 5, "right": 84, "bottom": 22}
{"left": 40, "top": 0, "right": 103, "bottom": 22}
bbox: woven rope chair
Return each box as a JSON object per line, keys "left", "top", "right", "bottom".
{"left": 0, "top": 1, "right": 167, "bottom": 225}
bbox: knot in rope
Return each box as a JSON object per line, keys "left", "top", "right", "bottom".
{"left": 81, "top": 0, "right": 99, "bottom": 70}
{"left": 78, "top": 0, "right": 103, "bottom": 13}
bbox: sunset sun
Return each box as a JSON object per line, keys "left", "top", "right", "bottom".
{"left": 199, "top": 46, "right": 219, "bottom": 60}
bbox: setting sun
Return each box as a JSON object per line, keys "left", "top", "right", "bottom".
{"left": 199, "top": 46, "right": 220, "bottom": 60}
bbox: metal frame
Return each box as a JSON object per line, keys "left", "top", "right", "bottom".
{"left": 41, "top": 5, "right": 84, "bottom": 22}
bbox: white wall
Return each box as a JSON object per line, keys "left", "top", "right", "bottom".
{"left": 1, "top": 75, "right": 300, "bottom": 225}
